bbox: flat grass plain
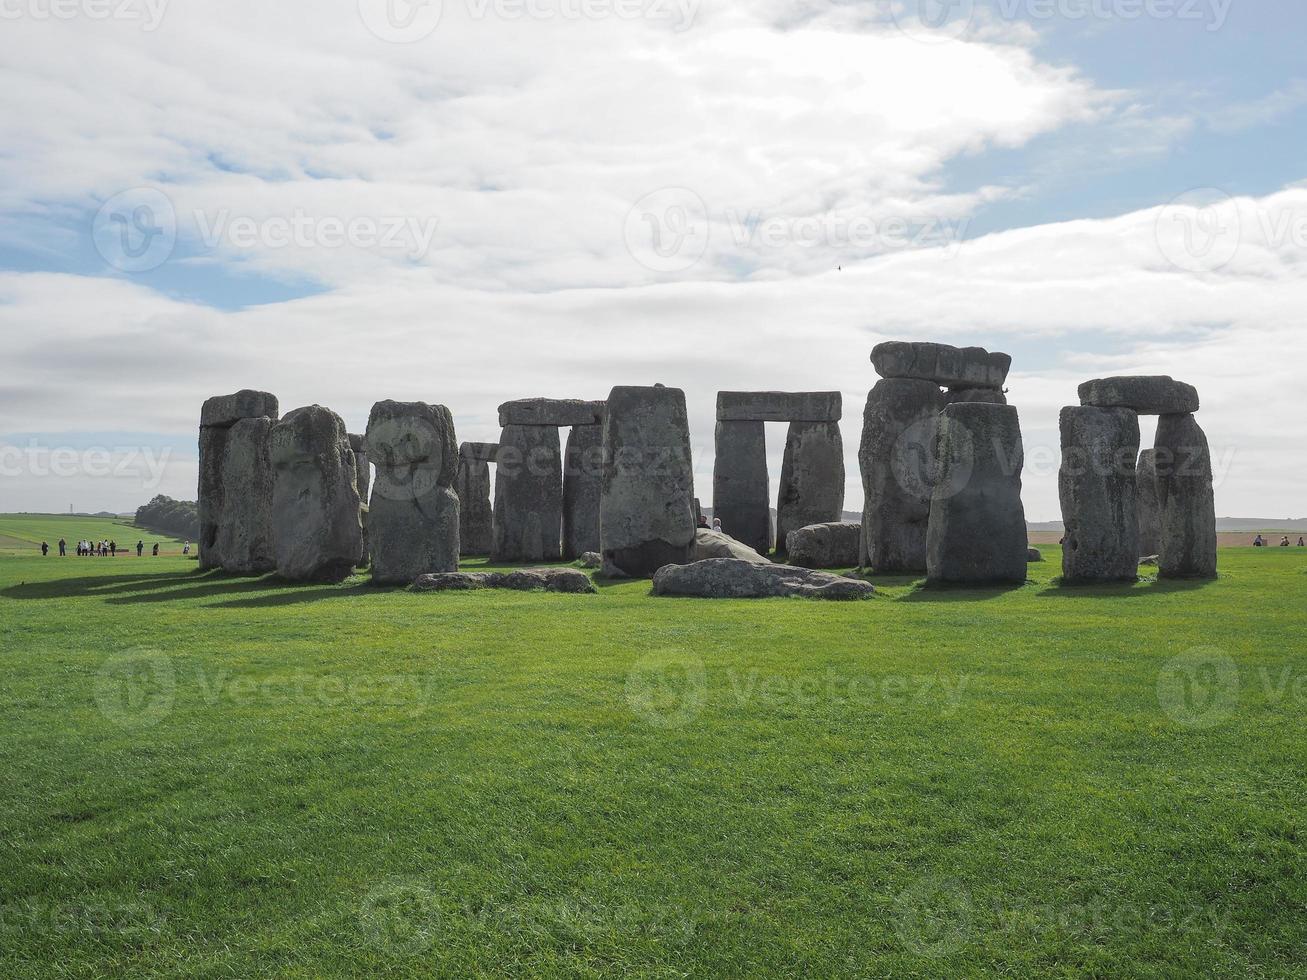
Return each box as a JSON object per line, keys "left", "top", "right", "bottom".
{"left": 0, "top": 515, "right": 184, "bottom": 555}
{"left": 2, "top": 519, "right": 1305, "bottom": 978}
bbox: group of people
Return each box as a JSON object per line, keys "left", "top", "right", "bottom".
{"left": 1253, "top": 535, "right": 1304, "bottom": 547}
{"left": 41, "top": 537, "right": 166, "bottom": 557}
{"left": 696, "top": 513, "right": 723, "bottom": 532}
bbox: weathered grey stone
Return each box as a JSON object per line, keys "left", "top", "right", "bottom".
{"left": 1027, "top": 547, "right": 1044, "bottom": 562}
{"left": 460, "top": 442, "right": 499, "bottom": 464}
{"left": 215, "top": 417, "right": 276, "bottom": 575}
{"left": 1135, "top": 448, "right": 1162, "bottom": 557}
{"left": 872, "top": 342, "right": 1010, "bottom": 389}
{"left": 776, "top": 421, "right": 844, "bottom": 553}
{"left": 1154, "top": 414, "right": 1217, "bottom": 580}
{"left": 493, "top": 424, "right": 562, "bottom": 562}
{"left": 411, "top": 568, "right": 596, "bottom": 593}
{"left": 692, "top": 528, "right": 769, "bottom": 564}
{"left": 269, "top": 406, "right": 363, "bottom": 583}
{"left": 364, "top": 400, "right": 460, "bottom": 584}
{"left": 200, "top": 389, "right": 279, "bottom": 429}
{"left": 945, "top": 387, "right": 1007, "bottom": 406}
{"left": 1078, "top": 376, "right": 1199, "bottom": 415}
{"left": 652, "top": 558, "right": 875, "bottom": 600}
{"left": 563, "top": 422, "right": 603, "bottom": 559}
{"left": 1058, "top": 406, "right": 1141, "bottom": 583}
{"left": 600, "top": 385, "right": 696, "bottom": 578}
{"left": 197, "top": 389, "right": 279, "bottom": 571}
{"left": 349, "top": 433, "right": 371, "bottom": 567}
{"left": 455, "top": 454, "right": 494, "bottom": 556}
{"left": 926, "top": 403, "right": 1027, "bottom": 585}
{"left": 859, "top": 378, "right": 944, "bottom": 573}
{"left": 498, "top": 398, "right": 604, "bottom": 428}
{"left": 577, "top": 551, "right": 602, "bottom": 568}
{"left": 716, "top": 391, "right": 842, "bottom": 422}
{"left": 712, "top": 420, "right": 771, "bottom": 554}
{"left": 786, "top": 522, "right": 861, "bottom": 569}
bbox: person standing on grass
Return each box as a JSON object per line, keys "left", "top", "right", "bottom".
{"left": 183, "top": 541, "right": 190, "bottom": 555}
{"left": 58, "top": 538, "right": 66, "bottom": 557}
{"left": 1254, "top": 534, "right": 1265, "bottom": 547}
{"left": 1281, "top": 536, "right": 1291, "bottom": 547}
{"left": 1299, "top": 537, "right": 1305, "bottom": 547}
{"left": 109, "top": 539, "right": 117, "bottom": 557}
{"left": 137, "top": 540, "right": 144, "bottom": 557}
{"left": 152, "top": 543, "right": 159, "bottom": 557}
{"left": 41, "top": 541, "right": 48, "bottom": 556}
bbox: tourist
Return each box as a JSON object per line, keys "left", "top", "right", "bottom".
{"left": 1299, "top": 537, "right": 1305, "bottom": 547}
{"left": 712, "top": 517, "right": 723, "bottom": 532}
{"left": 41, "top": 541, "right": 48, "bottom": 556}
{"left": 183, "top": 541, "right": 190, "bottom": 555}
{"left": 697, "top": 514, "right": 710, "bottom": 529}
{"left": 137, "top": 540, "right": 144, "bottom": 557}
{"left": 152, "top": 543, "right": 159, "bottom": 556}
{"left": 58, "top": 538, "right": 66, "bottom": 556}
{"left": 1253, "top": 534, "right": 1264, "bottom": 547}
{"left": 109, "top": 540, "right": 117, "bottom": 557}
{"left": 1281, "top": 536, "right": 1291, "bottom": 547}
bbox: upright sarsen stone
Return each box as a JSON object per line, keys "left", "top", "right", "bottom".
{"left": 1154, "top": 413, "right": 1217, "bottom": 580}
{"left": 215, "top": 417, "right": 276, "bottom": 575}
{"left": 859, "top": 378, "right": 944, "bottom": 573}
{"left": 712, "top": 420, "right": 771, "bottom": 554}
{"left": 600, "top": 385, "right": 696, "bottom": 577}
{"left": 1058, "top": 406, "right": 1140, "bottom": 583}
{"left": 456, "top": 443, "right": 495, "bottom": 557}
{"left": 493, "top": 424, "right": 562, "bottom": 562}
{"left": 926, "top": 403, "right": 1027, "bottom": 585}
{"left": 563, "top": 421, "right": 603, "bottom": 559}
{"left": 269, "top": 405, "right": 362, "bottom": 583}
{"left": 775, "top": 420, "right": 844, "bottom": 553}
{"left": 365, "top": 401, "right": 460, "bottom": 584}
{"left": 198, "top": 389, "right": 279, "bottom": 571}
{"left": 1136, "top": 448, "right": 1162, "bottom": 557}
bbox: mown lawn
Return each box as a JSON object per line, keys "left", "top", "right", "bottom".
{"left": 2, "top": 539, "right": 1305, "bottom": 978}
{"left": 0, "top": 515, "right": 182, "bottom": 555}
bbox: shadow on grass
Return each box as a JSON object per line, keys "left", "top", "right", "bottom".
{"left": 1, "top": 569, "right": 221, "bottom": 601}
{"left": 1038, "top": 575, "right": 1216, "bottom": 599}
{"left": 899, "top": 581, "right": 1028, "bottom": 602}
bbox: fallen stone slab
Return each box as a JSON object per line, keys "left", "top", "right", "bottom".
{"left": 577, "top": 551, "right": 602, "bottom": 568}
{"left": 498, "top": 398, "right": 605, "bottom": 428}
{"left": 786, "top": 521, "right": 861, "bottom": 569}
{"left": 872, "top": 342, "right": 1010, "bottom": 389}
{"left": 459, "top": 441, "right": 499, "bottom": 463}
{"left": 411, "top": 568, "right": 596, "bottom": 593}
{"left": 1078, "top": 376, "right": 1199, "bottom": 415}
{"left": 652, "top": 558, "right": 875, "bottom": 600}
{"left": 716, "top": 391, "right": 842, "bottom": 422}
{"left": 1027, "top": 547, "right": 1044, "bottom": 562}
{"left": 692, "top": 528, "right": 769, "bottom": 564}
{"left": 201, "top": 389, "right": 280, "bottom": 429}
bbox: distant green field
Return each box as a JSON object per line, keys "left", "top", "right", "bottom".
{"left": 0, "top": 515, "right": 186, "bottom": 555}
{"left": 2, "top": 548, "right": 1305, "bottom": 977}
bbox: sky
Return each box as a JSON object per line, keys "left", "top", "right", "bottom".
{"left": 1, "top": 0, "right": 1304, "bottom": 521}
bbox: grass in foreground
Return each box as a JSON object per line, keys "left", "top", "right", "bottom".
{"left": 2, "top": 545, "right": 1305, "bottom": 977}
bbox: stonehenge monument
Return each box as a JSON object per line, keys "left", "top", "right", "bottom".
{"left": 492, "top": 398, "right": 603, "bottom": 563}
{"left": 859, "top": 378, "right": 943, "bottom": 573}
{"left": 785, "top": 521, "right": 861, "bottom": 569}
{"left": 926, "top": 403, "right": 1028, "bottom": 585}
{"left": 268, "top": 405, "right": 362, "bottom": 583}
{"left": 455, "top": 442, "right": 496, "bottom": 556}
{"left": 214, "top": 417, "right": 277, "bottom": 575}
{"left": 1058, "top": 406, "right": 1140, "bottom": 583}
{"left": 563, "top": 417, "right": 603, "bottom": 559}
{"left": 1057, "top": 376, "right": 1216, "bottom": 581}
{"left": 198, "top": 389, "right": 279, "bottom": 573}
{"left": 712, "top": 391, "right": 843, "bottom": 555}
{"left": 365, "top": 400, "right": 460, "bottom": 585}
{"left": 601, "top": 384, "right": 696, "bottom": 577}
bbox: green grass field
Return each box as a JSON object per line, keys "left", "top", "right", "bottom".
{"left": 3, "top": 520, "right": 1305, "bottom": 977}
{"left": 0, "top": 515, "right": 185, "bottom": 556}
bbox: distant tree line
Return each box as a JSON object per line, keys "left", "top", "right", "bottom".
{"left": 135, "top": 495, "right": 199, "bottom": 541}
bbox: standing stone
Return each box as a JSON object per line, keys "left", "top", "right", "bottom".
{"left": 712, "top": 420, "right": 771, "bottom": 554}
{"left": 215, "top": 417, "right": 276, "bottom": 574}
{"left": 455, "top": 446, "right": 494, "bottom": 557}
{"left": 859, "top": 378, "right": 944, "bottom": 573}
{"left": 493, "top": 424, "right": 562, "bottom": 562}
{"left": 1135, "top": 449, "right": 1162, "bottom": 557}
{"left": 600, "top": 385, "right": 696, "bottom": 577}
{"left": 348, "top": 433, "right": 371, "bottom": 568}
{"left": 364, "top": 400, "right": 460, "bottom": 584}
{"left": 1154, "top": 414, "right": 1218, "bottom": 580}
{"left": 269, "top": 405, "right": 362, "bottom": 583}
{"left": 198, "top": 389, "right": 279, "bottom": 571}
{"left": 563, "top": 421, "right": 604, "bottom": 559}
{"left": 776, "top": 420, "right": 845, "bottom": 553}
{"left": 1058, "top": 406, "right": 1140, "bottom": 583}
{"left": 926, "top": 403, "right": 1027, "bottom": 585}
